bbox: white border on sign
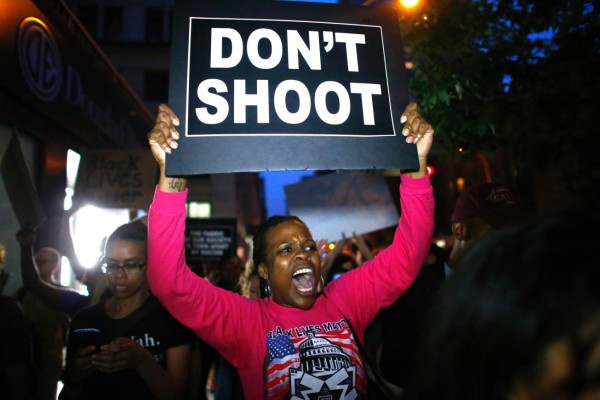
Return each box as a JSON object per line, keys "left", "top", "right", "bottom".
{"left": 185, "top": 17, "right": 396, "bottom": 138}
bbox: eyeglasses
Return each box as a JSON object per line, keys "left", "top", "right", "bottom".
{"left": 101, "top": 261, "right": 146, "bottom": 275}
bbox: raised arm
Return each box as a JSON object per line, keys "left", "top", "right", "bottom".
{"left": 326, "top": 102, "right": 435, "bottom": 330}
{"left": 146, "top": 105, "right": 251, "bottom": 350}
{"left": 149, "top": 103, "right": 187, "bottom": 193}
{"left": 16, "top": 228, "right": 87, "bottom": 316}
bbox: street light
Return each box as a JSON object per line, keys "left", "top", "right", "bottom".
{"left": 400, "top": 0, "right": 419, "bottom": 7}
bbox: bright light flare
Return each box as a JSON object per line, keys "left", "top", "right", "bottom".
{"left": 400, "top": 0, "right": 419, "bottom": 8}
{"left": 69, "top": 206, "right": 130, "bottom": 268}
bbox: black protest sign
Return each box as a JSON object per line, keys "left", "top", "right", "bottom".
{"left": 0, "top": 131, "right": 46, "bottom": 229}
{"left": 74, "top": 149, "right": 157, "bottom": 209}
{"left": 185, "top": 218, "right": 237, "bottom": 262}
{"left": 167, "top": 0, "right": 416, "bottom": 175}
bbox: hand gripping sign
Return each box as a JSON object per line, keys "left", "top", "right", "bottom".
{"left": 168, "top": 0, "right": 414, "bottom": 175}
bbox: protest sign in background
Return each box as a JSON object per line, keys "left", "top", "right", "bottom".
{"left": 168, "top": 0, "right": 415, "bottom": 175}
{"left": 284, "top": 171, "right": 398, "bottom": 242}
{"left": 74, "top": 149, "right": 157, "bottom": 209}
{"left": 185, "top": 218, "right": 237, "bottom": 263}
{"left": 0, "top": 131, "right": 46, "bottom": 229}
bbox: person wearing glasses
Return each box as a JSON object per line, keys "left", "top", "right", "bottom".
{"left": 60, "top": 221, "right": 194, "bottom": 400}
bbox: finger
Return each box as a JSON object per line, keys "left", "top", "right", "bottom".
{"left": 400, "top": 102, "right": 418, "bottom": 125}
{"left": 154, "top": 113, "right": 180, "bottom": 142}
{"left": 157, "top": 104, "right": 179, "bottom": 126}
{"left": 404, "top": 110, "right": 431, "bottom": 143}
{"left": 91, "top": 359, "right": 112, "bottom": 370}
{"left": 77, "top": 345, "right": 97, "bottom": 357}
{"left": 401, "top": 108, "right": 419, "bottom": 137}
{"left": 407, "top": 109, "right": 423, "bottom": 134}
{"left": 148, "top": 125, "right": 179, "bottom": 154}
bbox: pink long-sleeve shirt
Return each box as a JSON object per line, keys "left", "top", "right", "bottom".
{"left": 148, "top": 175, "right": 434, "bottom": 399}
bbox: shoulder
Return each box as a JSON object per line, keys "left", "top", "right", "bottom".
{"left": 144, "top": 296, "right": 196, "bottom": 342}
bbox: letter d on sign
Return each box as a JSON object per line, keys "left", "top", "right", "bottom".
{"left": 210, "top": 28, "right": 243, "bottom": 68}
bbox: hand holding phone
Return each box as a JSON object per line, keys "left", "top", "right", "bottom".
{"left": 70, "top": 328, "right": 113, "bottom": 352}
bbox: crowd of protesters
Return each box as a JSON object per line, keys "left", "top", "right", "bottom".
{"left": 1, "top": 101, "right": 597, "bottom": 400}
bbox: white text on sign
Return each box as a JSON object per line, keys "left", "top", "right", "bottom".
{"left": 195, "top": 28, "right": 382, "bottom": 126}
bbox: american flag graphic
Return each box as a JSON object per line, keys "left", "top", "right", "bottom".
{"left": 265, "top": 327, "right": 365, "bottom": 399}
{"left": 266, "top": 334, "right": 301, "bottom": 396}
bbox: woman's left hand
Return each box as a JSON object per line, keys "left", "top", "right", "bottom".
{"left": 92, "top": 338, "right": 149, "bottom": 373}
{"left": 401, "top": 102, "right": 435, "bottom": 160}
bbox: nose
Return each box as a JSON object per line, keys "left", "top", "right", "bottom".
{"left": 295, "top": 248, "right": 310, "bottom": 261}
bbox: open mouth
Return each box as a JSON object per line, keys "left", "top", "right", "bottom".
{"left": 291, "top": 267, "right": 315, "bottom": 295}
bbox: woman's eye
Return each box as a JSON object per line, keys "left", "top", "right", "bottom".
{"left": 305, "top": 244, "right": 316, "bottom": 252}
{"left": 278, "top": 247, "right": 291, "bottom": 255}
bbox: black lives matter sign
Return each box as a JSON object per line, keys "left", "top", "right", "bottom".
{"left": 167, "top": 0, "right": 416, "bottom": 175}
{"left": 74, "top": 149, "right": 157, "bottom": 209}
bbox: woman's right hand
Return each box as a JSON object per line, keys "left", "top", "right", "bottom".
{"left": 148, "top": 104, "right": 187, "bottom": 192}
{"left": 148, "top": 104, "right": 180, "bottom": 167}
{"left": 68, "top": 346, "right": 97, "bottom": 381}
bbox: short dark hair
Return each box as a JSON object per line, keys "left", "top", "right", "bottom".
{"left": 106, "top": 220, "right": 147, "bottom": 247}
{"left": 251, "top": 215, "right": 305, "bottom": 269}
{"left": 414, "top": 210, "right": 600, "bottom": 400}
{"left": 451, "top": 182, "right": 527, "bottom": 229}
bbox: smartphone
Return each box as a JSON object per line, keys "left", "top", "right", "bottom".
{"left": 70, "top": 328, "right": 113, "bottom": 351}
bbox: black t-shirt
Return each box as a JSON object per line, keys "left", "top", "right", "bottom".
{"left": 63, "top": 295, "right": 194, "bottom": 400}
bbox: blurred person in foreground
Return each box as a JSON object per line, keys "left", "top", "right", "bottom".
{"left": 412, "top": 210, "right": 600, "bottom": 400}
{"left": 59, "top": 221, "right": 194, "bottom": 400}
{"left": 16, "top": 228, "right": 104, "bottom": 318}
{"left": 380, "top": 182, "right": 527, "bottom": 390}
{"left": 1, "top": 242, "right": 33, "bottom": 399}
{"left": 15, "top": 236, "right": 73, "bottom": 400}
{"left": 146, "top": 102, "right": 435, "bottom": 399}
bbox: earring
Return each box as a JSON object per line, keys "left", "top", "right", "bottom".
{"left": 317, "top": 276, "right": 325, "bottom": 293}
{"left": 260, "top": 278, "right": 271, "bottom": 299}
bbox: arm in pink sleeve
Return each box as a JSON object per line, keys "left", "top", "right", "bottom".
{"left": 147, "top": 187, "right": 250, "bottom": 354}
{"left": 326, "top": 175, "right": 434, "bottom": 331}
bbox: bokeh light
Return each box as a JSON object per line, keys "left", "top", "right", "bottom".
{"left": 400, "top": 0, "right": 419, "bottom": 8}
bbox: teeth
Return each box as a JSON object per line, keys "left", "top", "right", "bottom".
{"left": 293, "top": 268, "right": 312, "bottom": 277}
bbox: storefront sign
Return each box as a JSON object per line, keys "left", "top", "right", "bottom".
{"left": 0, "top": 132, "right": 46, "bottom": 229}
{"left": 0, "top": 1, "right": 152, "bottom": 148}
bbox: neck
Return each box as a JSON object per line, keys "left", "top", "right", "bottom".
{"left": 447, "top": 240, "right": 470, "bottom": 271}
{"left": 106, "top": 289, "right": 150, "bottom": 318}
{"left": 41, "top": 275, "right": 57, "bottom": 285}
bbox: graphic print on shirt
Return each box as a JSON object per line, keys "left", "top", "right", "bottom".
{"left": 265, "top": 319, "right": 364, "bottom": 399}
{"left": 131, "top": 332, "right": 164, "bottom": 363}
